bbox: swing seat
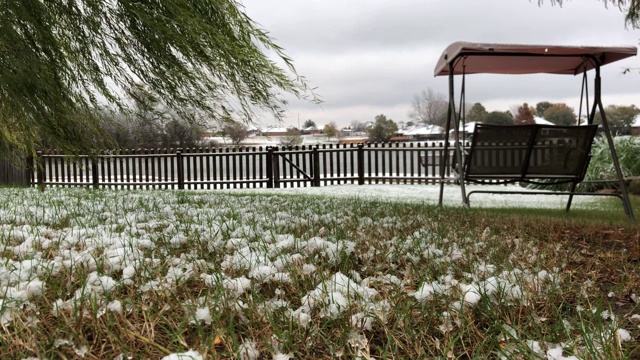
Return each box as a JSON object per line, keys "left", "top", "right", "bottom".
{"left": 463, "top": 124, "right": 598, "bottom": 185}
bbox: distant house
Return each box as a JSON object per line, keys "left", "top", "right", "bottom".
{"left": 261, "top": 126, "right": 289, "bottom": 136}
{"left": 448, "top": 121, "right": 480, "bottom": 140}
{"left": 340, "top": 127, "right": 355, "bottom": 135}
{"left": 401, "top": 124, "right": 444, "bottom": 140}
{"left": 246, "top": 125, "right": 259, "bottom": 135}
{"left": 301, "top": 126, "right": 322, "bottom": 135}
{"left": 201, "top": 129, "right": 219, "bottom": 138}
{"left": 534, "top": 116, "right": 554, "bottom": 125}
{"left": 632, "top": 115, "right": 640, "bottom": 136}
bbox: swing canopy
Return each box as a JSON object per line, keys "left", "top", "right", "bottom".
{"left": 434, "top": 41, "right": 637, "bottom": 76}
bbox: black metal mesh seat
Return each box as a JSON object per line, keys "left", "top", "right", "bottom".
{"left": 464, "top": 124, "right": 598, "bottom": 185}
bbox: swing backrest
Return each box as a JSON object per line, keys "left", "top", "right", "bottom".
{"left": 464, "top": 124, "right": 598, "bottom": 183}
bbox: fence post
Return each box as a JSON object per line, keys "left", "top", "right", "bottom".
{"left": 357, "top": 144, "right": 365, "bottom": 185}
{"left": 176, "top": 150, "right": 184, "bottom": 190}
{"left": 312, "top": 147, "right": 320, "bottom": 187}
{"left": 266, "top": 147, "right": 274, "bottom": 188}
{"left": 36, "top": 151, "right": 45, "bottom": 191}
{"left": 91, "top": 156, "right": 99, "bottom": 189}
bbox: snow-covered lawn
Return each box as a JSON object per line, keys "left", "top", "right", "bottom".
{"left": 221, "top": 183, "right": 605, "bottom": 209}
{"left": 0, "top": 186, "right": 635, "bottom": 359}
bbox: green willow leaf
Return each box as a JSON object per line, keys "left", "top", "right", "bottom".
{"left": 0, "top": 0, "right": 317, "bottom": 156}
{"left": 538, "top": 0, "right": 640, "bottom": 28}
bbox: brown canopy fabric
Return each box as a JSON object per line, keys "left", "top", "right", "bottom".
{"left": 434, "top": 41, "right": 637, "bottom": 76}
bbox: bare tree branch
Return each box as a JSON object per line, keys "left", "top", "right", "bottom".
{"left": 408, "top": 89, "right": 448, "bottom": 126}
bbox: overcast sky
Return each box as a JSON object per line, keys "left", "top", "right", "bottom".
{"left": 240, "top": 0, "right": 640, "bottom": 128}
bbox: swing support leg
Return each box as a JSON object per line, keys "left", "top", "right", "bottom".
{"left": 591, "top": 66, "right": 635, "bottom": 220}
{"left": 565, "top": 182, "right": 577, "bottom": 212}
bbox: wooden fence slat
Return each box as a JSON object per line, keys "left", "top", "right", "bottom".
{"left": 232, "top": 147, "right": 238, "bottom": 189}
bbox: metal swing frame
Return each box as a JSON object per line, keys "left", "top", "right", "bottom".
{"left": 434, "top": 42, "right": 636, "bottom": 220}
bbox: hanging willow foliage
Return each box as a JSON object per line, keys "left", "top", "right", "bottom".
{"left": 0, "top": 0, "right": 316, "bottom": 156}
{"left": 539, "top": 0, "right": 640, "bottom": 28}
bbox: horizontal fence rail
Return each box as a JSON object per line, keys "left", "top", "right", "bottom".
{"left": 32, "top": 142, "right": 466, "bottom": 190}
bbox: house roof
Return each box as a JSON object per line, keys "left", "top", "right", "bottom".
{"left": 403, "top": 124, "right": 444, "bottom": 136}
{"left": 434, "top": 42, "right": 637, "bottom": 76}
{"left": 450, "top": 122, "right": 480, "bottom": 133}
{"left": 262, "top": 127, "right": 288, "bottom": 133}
{"left": 534, "top": 117, "right": 554, "bottom": 125}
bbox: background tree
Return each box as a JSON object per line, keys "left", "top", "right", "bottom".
{"left": 0, "top": 0, "right": 315, "bottom": 157}
{"left": 103, "top": 111, "right": 204, "bottom": 149}
{"left": 104, "top": 86, "right": 166, "bottom": 148}
{"left": 101, "top": 111, "right": 139, "bottom": 149}
{"left": 323, "top": 122, "right": 339, "bottom": 140}
{"left": 367, "top": 115, "right": 398, "bottom": 142}
{"left": 466, "top": 103, "right": 488, "bottom": 123}
{"left": 594, "top": 105, "right": 640, "bottom": 135}
{"left": 162, "top": 119, "right": 202, "bottom": 148}
{"left": 409, "top": 88, "right": 448, "bottom": 126}
{"left": 484, "top": 111, "right": 515, "bottom": 125}
{"left": 536, "top": 101, "right": 554, "bottom": 117}
{"left": 514, "top": 103, "right": 535, "bottom": 125}
{"left": 543, "top": 103, "right": 577, "bottom": 126}
{"left": 223, "top": 121, "right": 250, "bottom": 146}
{"left": 122, "top": 86, "right": 204, "bottom": 148}
{"left": 303, "top": 119, "right": 317, "bottom": 129}
{"left": 106, "top": 85, "right": 204, "bottom": 148}
{"left": 279, "top": 129, "right": 304, "bottom": 147}
{"left": 350, "top": 120, "right": 368, "bottom": 133}
{"left": 128, "top": 85, "right": 167, "bottom": 148}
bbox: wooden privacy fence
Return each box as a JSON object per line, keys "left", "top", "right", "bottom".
{"left": 33, "top": 142, "right": 459, "bottom": 190}
{"left": 0, "top": 157, "right": 33, "bottom": 186}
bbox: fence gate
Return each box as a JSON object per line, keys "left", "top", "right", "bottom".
{"left": 271, "top": 147, "right": 319, "bottom": 188}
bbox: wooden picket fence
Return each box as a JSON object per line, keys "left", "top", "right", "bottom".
{"left": 32, "top": 142, "right": 459, "bottom": 190}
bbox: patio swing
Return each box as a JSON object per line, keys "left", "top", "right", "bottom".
{"left": 434, "top": 42, "right": 636, "bottom": 220}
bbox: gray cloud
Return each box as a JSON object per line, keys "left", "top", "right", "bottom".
{"left": 241, "top": 0, "right": 640, "bottom": 127}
